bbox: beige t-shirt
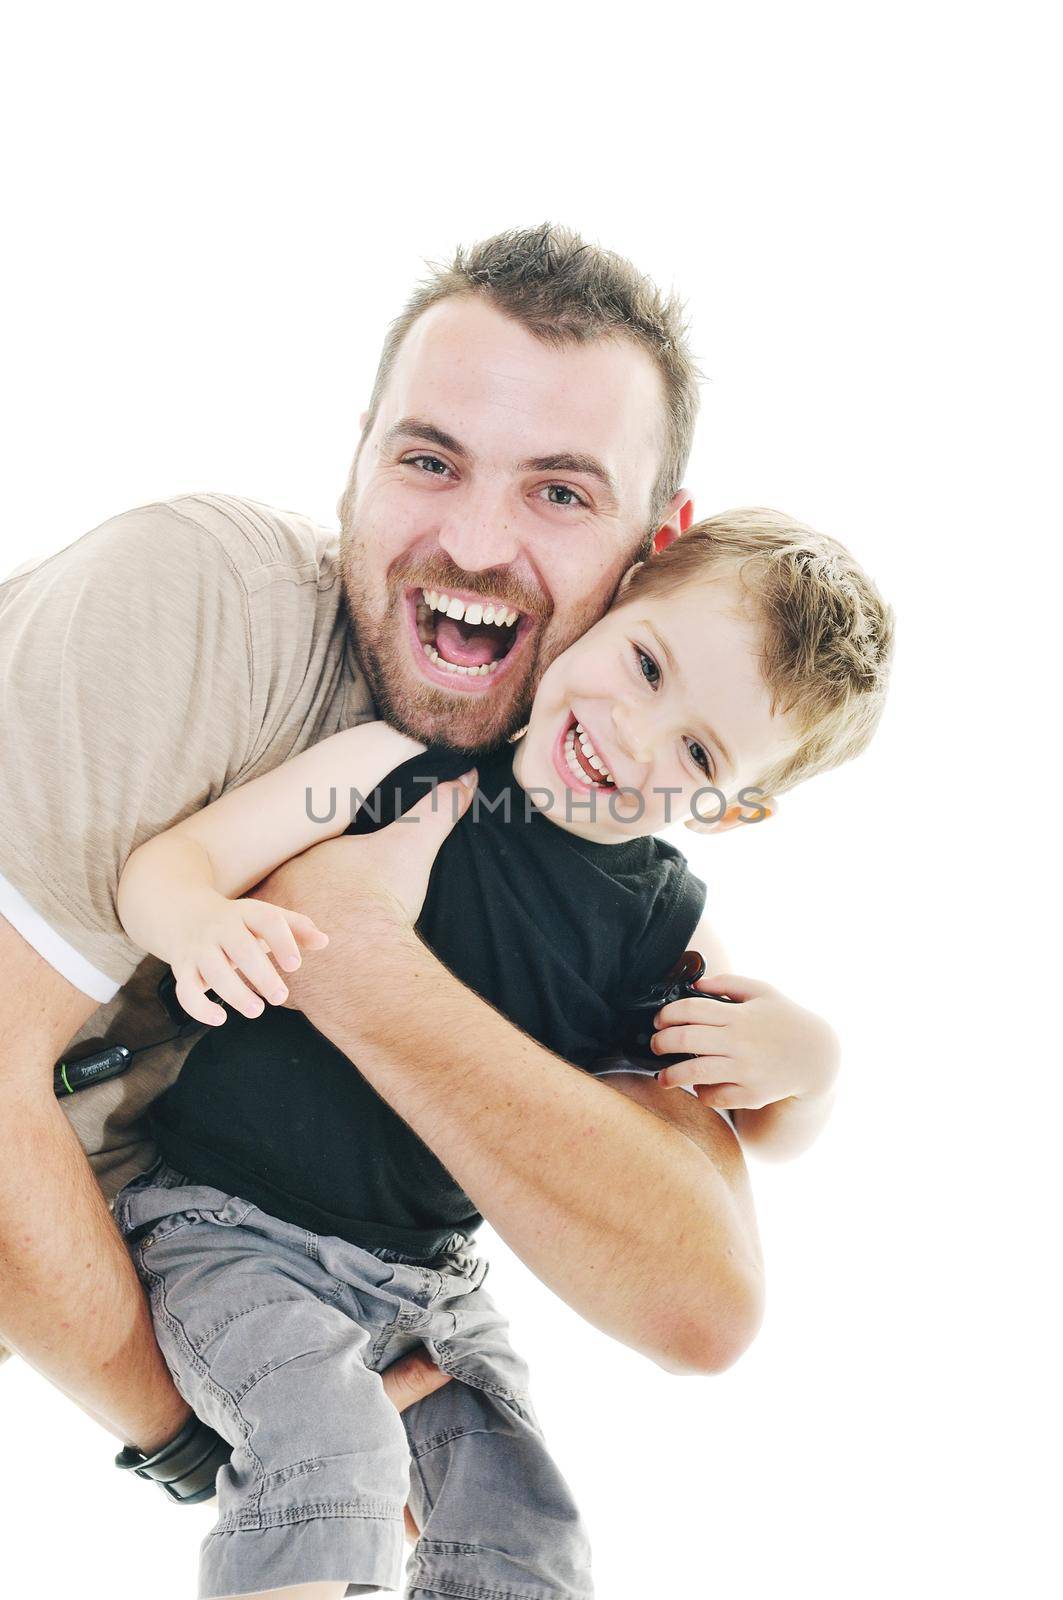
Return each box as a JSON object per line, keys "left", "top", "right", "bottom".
{"left": 0, "top": 492, "right": 374, "bottom": 1195}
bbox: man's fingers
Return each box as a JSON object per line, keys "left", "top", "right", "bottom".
{"left": 379, "top": 1348, "right": 451, "bottom": 1548}
{"left": 380, "top": 1347, "right": 453, "bottom": 1414}
{"left": 403, "top": 771, "right": 478, "bottom": 836}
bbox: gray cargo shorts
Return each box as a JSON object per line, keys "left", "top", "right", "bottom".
{"left": 115, "top": 1163, "right": 594, "bottom": 1599}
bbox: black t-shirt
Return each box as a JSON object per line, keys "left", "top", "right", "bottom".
{"left": 151, "top": 744, "right": 706, "bottom": 1260}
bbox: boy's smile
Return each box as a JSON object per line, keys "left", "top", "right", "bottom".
{"left": 512, "top": 574, "right": 798, "bottom": 842}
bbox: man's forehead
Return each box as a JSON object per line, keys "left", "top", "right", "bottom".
{"left": 380, "top": 297, "right": 666, "bottom": 489}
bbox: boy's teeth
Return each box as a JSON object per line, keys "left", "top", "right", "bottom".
{"left": 420, "top": 590, "right": 518, "bottom": 627}
{"left": 565, "top": 725, "right": 613, "bottom": 787}
{"left": 574, "top": 722, "right": 613, "bottom": 781}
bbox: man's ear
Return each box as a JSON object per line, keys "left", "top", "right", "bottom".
{"left": 653, "top": 488, "right": 695, "bottom": 555}
{"left": 683, "top": 794, "right": 778, "bottom": 836}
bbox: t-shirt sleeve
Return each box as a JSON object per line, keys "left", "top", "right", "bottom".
{"left": 0, "top": 502, "right": 255, "bottom": 995}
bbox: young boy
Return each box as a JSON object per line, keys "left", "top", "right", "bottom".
{"left": 113, "top": 509, "right": 893, "bottom": 1599}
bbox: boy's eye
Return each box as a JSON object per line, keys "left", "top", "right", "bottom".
{"left": 635, "top": 646, "right": 661, "bottom": 688}
{"left": 686, "top": 738, "right": 715, "bottom": 781}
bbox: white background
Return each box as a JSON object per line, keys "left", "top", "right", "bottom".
{"left": 1, "top": 3, "right": 1059, "bottom": 1597}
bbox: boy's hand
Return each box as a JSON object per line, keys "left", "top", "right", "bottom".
{"left": 170, "top": 893, "right": 330, "bottom": 1026}
{"left": 650, "top": 974, "right": 840, "bottom": 1112}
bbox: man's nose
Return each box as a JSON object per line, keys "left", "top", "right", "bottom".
{"left": 611, "top": 703, "right": 654, "bottom": 765}
{"left": 436, "top": 484, "right": 520, "bottom": 573}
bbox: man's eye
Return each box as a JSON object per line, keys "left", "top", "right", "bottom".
{"left": 404, "top": 454, "right": 451, "bottom": 477}
{"left": 540, "top": 484, "right": 587, "bottom": 508}
{"left": 686, "top": 738, "right": 714, "bottom": 781}
{"left": 635, "top": 646, "right": 661, "bottom": 688}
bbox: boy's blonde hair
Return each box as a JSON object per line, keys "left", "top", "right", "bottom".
{"left": 619, "top": 509, "right": 895, "bottom": 797}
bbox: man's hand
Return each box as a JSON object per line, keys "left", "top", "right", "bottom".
{"left": 380, "top": 1346, "right": 453, "bottom": 1542}
{"left": 651, "top": 974, "right": 840, "bottom": 1113}
{"left": 247, "top": 770, "right": 476, "bottom": 1008}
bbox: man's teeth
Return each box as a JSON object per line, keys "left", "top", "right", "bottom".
{"left": 422, "top": 643, "right": 500, "bottom": 676}
{"left": 565, "top": 722, "right": 613, "bottom": 786}
{"left": 422, "top": 590, "right": 519, "bottom": 628}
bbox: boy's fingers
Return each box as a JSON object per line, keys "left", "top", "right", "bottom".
{"left": 199, "top": 952, "right": 265, "bottom": 1020}
{"left": 650, "top": 1025, "right": 734, "bottom": 1059}
{"left": 174, "top": 970, "right": 226, "bottom": 1027}
{"left": 693, "top": 1083, "right": 746, "bottom": 1111}
{"left": 223, "top": 929, "right": 289, "bottom": 1006}
{"left": 695, "top": 973, "right": 773, "bottom": 1001}
{"left": 283, "top": 910, "right": 330, "bottom": 951}
{"left": 656, "top": 1059, "right": 738, "bottom": 1090}
{"left": 239, "top": 901, "right": 304, "bottom": 971}
{"left": 655, "top": 997, "right": 732, "bottom": 1028}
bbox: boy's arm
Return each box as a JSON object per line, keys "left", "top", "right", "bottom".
{"left": 119, "top": 720, "right": 423, "bottom": 913}
{"left": 116, "top": 722, "right": 424, "bottom": 1017}
{"left": 730, "top": 1082, "right": 838, "bottom": 1162}
{"left": 653, "top": 911, "right": 840, "bottom": 1162}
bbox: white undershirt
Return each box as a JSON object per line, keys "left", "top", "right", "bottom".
{"left": 0, "top": 872, "right": 119, "bottom": 1003}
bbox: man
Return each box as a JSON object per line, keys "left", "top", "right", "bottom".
{"left": 0, "top": 225, "right": 763, "bottom": 1475}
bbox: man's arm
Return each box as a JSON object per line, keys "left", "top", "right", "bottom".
{"left": 255, "top": 822, "right": 765, "bottom": 1376}
{"left": 0, "top": 915, "right": 191, "bottom": 1451}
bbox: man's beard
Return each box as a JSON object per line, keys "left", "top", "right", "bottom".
{"left": 341, "top": 554, "right": 551, "bottom": 754}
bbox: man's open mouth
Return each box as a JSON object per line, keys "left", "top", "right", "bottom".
{"left": 554, "top": 712, "right": 617, "bottom": 792}
{"left": 408, "top": 586, "right": 531, "bottom": 691}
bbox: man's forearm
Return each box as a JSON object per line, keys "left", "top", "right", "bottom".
{"left": 732, "top": 1084, "right": 837, "bottom": 1161}
{"left": 0, "top": 922, "right": 191, "bottom": 1451}
{"left": 0, "top": 1088, "right": 191, "bottom": 1452}
{"left": 292, "top": 913, "right": 764, "bottom": 1375}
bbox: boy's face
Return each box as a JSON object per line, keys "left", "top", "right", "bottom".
{"left": 513, "top": 573, "right": 796, "bottom": 841}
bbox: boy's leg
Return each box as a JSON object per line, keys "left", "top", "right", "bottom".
{"left": 115, "top": 1167, "right": 413, "bottom": 1599}
{"left": 219, "top": 1585, "right": 345, "bottom": 1600}
{"left": 398, "top": 1255, "right": 594, "bottom": 1600}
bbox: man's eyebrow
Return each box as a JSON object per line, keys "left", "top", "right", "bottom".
{"left": 643, "top": 619, "right": 734, "bottom": 780}
{"left": 381, "top": 418, "right": 471, "bottom": 458}
{"left": 518, "top": 452, "right": 619, "bottom": 507}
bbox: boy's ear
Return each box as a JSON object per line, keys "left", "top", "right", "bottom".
{"left": 683, "top": 794, "right": 777, "bottom": 835}
{"left": 653, "top": 487, "right": 695, "bottom": 554}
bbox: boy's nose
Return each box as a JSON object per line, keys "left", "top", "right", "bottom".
{"left": 611, "top": 703, "right": 654, "bottom": 765}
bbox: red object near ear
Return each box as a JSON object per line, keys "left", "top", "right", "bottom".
{"left": 653, "top": 497, "right": 695, "bottom": 553}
